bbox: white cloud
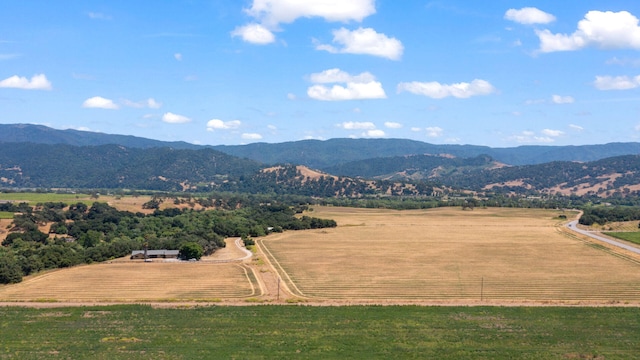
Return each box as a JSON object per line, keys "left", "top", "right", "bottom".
{"left": 384, "top": 122, "right": 402, "bottom": 129}
{"left": 0, "top": 74, "right": 52, "bottom": 90}
{"left": 537, "top": 11, "right": 640, "bottom": 53}
{"left": 242, "top": 133, "right": 263, "bottom": 140}
{"left": 162, "top": 112, "right": 191, "bottom": 124}
{"left": 363, "top": 129, "right": 385, "bottom": 137}
{"left": 308, "top": 82, "right": 386, "bottom": 101}
{"left": 426, "top": 126, "right": 444, "bottom": 138}
{"left": 307, "top": 69, "right": 386, "bottom": 101}
{"left": 231, "top": 23, "right": 275, "bottom": 44}
{"left": 174, "top": 53, "right": 183, "bottom": 61}
{"left": 123, "top": 98, "right": 162, "bottom": 109}
{"left": 505, "top": 7, "right": 556, "bottom": 25}
{"left": 552, "top": 95, "right": 575, "bottom": 104}
{"left": 569, "top": 124, "right": 584, "bottom": 131}
{"left": 594, "top": 75, "right": 640, "bottom": 90}
{"left": 606, "top": 57, "right": 640, "bottom": 67}
{"left": 410, "top": 127, "right": 422, "bottom": 132}
{"left": 338, "top": 121, "right": 375, "bottom": 130}
{"left": 509, "top": 131, "right": 555, "bottom": 143}
{"left": 82, "top": 96, "right": 119, "bottom": 109}
{"left": 244, "top": 0, "right": 375, "bottom": 27}
{"left": 206, "top": 119, "right": 242, "bottom": 131}
{"left": 287, "top": 93, "right": 297, "bottom": 100}
{"left": 541, "top": 129, "right": 564, "bottom": 137}
{"left": 316, "top": 27, "right": 403, "bottom": 60}
{"left": 397, "top": 79, "right": 496, "bottom": 99}
{"left": 88, "top": 12, "right": 112, "bottom": 20}
{"left": 309, "top": 68, "right": 375, "bottom": 83}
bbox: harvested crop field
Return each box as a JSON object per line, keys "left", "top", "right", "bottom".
{"left": 260, "top": 207, "right": 640, "bottom": 302}
{"left": 0, "top": 262, "right": 259, "bottom": 302}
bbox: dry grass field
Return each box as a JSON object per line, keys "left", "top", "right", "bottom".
{"left": 0, "top": 262, "right": 259, "bottom": 302}
{"left": 260, "top": 207, "right": 640, "bottom": 302}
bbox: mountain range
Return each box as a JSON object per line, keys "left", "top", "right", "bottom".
{"left": 1, "top": 123, "right": 640, "bottom": 198}
{"left": 2, "top": 123, "right": 640, "bottom": 167}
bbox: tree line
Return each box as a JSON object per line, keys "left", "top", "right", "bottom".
{"left": 0, "top": 201, "right": 336, "bottom": 284}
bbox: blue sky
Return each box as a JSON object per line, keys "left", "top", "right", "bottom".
{"left": 2, "top": 0, "right": 640, "bottom": 147}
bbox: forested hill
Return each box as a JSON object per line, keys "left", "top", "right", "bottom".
{"left": 213, "top": 139, "right": 640, "bottom": 168}
{"left": 3, "top": 124, "right": 640, "bottom": 167}
{"left": 0, "top": 123, "right": 199, "bottom": 150}
{"left": 0, "top": 143, "right": 261, "bottom": 191}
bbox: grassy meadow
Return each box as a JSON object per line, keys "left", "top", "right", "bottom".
{"left": 1, "top": 305, "right": 639, "bottom": 359}
{"left": 261, "top": 207, "right": 640, "bottom": 302}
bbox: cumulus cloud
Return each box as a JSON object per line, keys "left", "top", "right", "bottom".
{"left": 162, "top": 112, "right": 191, "bottom": 124}
{"left": 505, "top": 7, "right": 556, "bottom": 25}
{"left": 174, "top": 53, "right": 183, "bottom": 61}
{"left": 236, "top": 0, "right": 375, "bottom": 44}
{"left": 123, "top": 98, "right": 162, "bottom": 109}
{"left": 316, "top": 27, "right": 403, "bottom": 60}
{"left": 537, "top": 11, "right": 640, "bottom": 53}
{"left": 242, "top": 133, "right": 263, "bottom": 140}
{"left": 541, "top": 129, "right": 564, "bottom": 137}
{"left": 338, "top": 121, "right": 375, "bottom": 130}
{"left": 245, "top": 0, "right": 375, "bottom": 27}
{"left": 397, "top": 79, "right": 496, "bottom": 99}
{"left": 309, "top": 68, "right": 375, "bottom": 83}
{"left": 307, "top": 68, "right": 386, "bottom": 101}
{"left": 82, "top": 96, "right": 119, "bottom": 109}
{"left": 569, "top": 124, "right": 584, "bottom": 131}
{"left": 0, "top": 74, "right": 52, "bottom": 90}
{"left": 552, "top": 95, "right": 575, "bottom": 104}
{"left": 231, "top": 23, "right": 275, "bottom": 44}
{"left": 363, "top": 129, "right": 385, "bottom": 137}
{"left": 594, "top": 75, "right": 640, "bottom": 90}
{"left": 206, "top": 119, "right": 242, "bottom": 131}
{"left": 509, "top": 130, "right": 556, "bottom": 143}
{"left": 384, "top": 122, "right": 402, "bottom": 129}
{"left": 426, "top": 126, "right": 444, "bottom": 138}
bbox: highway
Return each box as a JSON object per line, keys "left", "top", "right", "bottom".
{"left": 566, "top": 220, "right": 640, "bottom": 255}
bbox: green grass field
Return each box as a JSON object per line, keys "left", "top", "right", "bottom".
{"left": 0, "top": 305, "right": 638, "bottom": 359}
{"left": 0, "top": 211, "right": 13, "bottom": 219}
{"left": 605, "top": 232, "right": 640, "bottom": 246}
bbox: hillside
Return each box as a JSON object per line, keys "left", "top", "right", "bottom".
{"left": 0, "top": 124, "right": 200, "bottom": 150}
{"left": 0, "top": 143, "right": 261, "bottom": 191}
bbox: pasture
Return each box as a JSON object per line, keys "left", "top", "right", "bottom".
{"left": 260, "top": 207, "right": 640, "bottom": 302}
{"left": 1, "top": 305, "right": 639, "bottom": 359}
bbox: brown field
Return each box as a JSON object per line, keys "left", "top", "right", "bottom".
{"left": 4, "top": 206, "right": 640, "bottom": 305}
{"left": 260, "top": 207, "right": 640, "bottom": 302}
{"left": 0, "top": 261, "right": 259, "bottom": 302}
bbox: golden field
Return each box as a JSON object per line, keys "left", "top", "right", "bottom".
{"left": 3, "top": 206, "right": 640, "bottom": 304}
{"left": 260, "top": 207, "right": 640, "bottom": 302}
{"left": 0, "top": 262, "right": 259, "bottom": 302}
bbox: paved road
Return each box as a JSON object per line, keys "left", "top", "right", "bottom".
{"left": 566, "top": 220, "right": 640, "bottom": 255}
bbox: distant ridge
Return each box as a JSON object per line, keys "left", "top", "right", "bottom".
{"left": 2, "top": 123, "right": 640, "bottom": 167}
{"left": 0, "top": 123, "right": 200, "bottom": 150}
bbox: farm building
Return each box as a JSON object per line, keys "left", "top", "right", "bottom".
{"left": 130, "top": 249, "right": 180, "bottom": 260}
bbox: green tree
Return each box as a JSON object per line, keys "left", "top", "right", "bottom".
{"left": 0, "top": 253, "right": 23, "bottom": 284}
{"left": 179, "top": 242, "right": 203, "bottom": 260}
